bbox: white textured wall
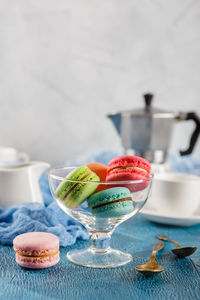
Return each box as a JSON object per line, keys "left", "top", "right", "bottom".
{"left": 0, "top": 0, "right": 200, "bottom": 165}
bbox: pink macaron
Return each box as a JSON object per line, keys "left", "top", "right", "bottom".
{"left": 13, "top": 232, "right": 60, "bottom": 269}
{"left": 106, "top": 155, "right": 151, "bottom": 192}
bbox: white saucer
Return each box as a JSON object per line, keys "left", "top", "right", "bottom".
{"left": 140, "top": 203, "right": 200, "bottom": 227}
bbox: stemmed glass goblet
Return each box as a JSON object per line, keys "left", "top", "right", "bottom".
{"left": 48, "top": 167, "right": 153, "bottom": 268}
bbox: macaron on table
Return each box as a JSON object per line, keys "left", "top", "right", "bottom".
{"left": 13, "top": 232, "right": 60, "bottom": 269}
{"left": 48, "top": 155, "right": 153, "bottom": 268}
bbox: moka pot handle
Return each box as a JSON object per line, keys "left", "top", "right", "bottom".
{"left": 176, "top": 112, "right": 200, "bottom": 156}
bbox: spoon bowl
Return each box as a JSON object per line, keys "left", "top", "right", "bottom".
{"left": 136, "top": 263, "right": 164, "bottom": 275}
{"left": 135, "top": 241, "right": 164, "bottom": 276}
{"left": 157, "top": 234, "right": 197, "bottom": 258}
{"left": 172, "top": 247, "right": 197, "bottom": 258}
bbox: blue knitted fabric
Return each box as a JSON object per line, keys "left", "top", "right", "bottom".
{"left": 0, "top": 176, "right": 89, "bottom": 246}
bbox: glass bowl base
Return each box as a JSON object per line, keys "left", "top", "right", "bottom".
{"left": 67, "top": 248, "right": 132, "bottom": 268}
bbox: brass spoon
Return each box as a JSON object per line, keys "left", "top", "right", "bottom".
{"left": 135, "top": 241, "right": 164, "bottom": 275}
{"left": 157, "top": 234, "right": 197, "bottom": 258}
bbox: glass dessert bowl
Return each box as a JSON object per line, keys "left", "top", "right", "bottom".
{"left": 48, "top": 166, "right": 153, "bottom": 268}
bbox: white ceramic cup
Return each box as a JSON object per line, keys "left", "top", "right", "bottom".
{"left": 0, "top": 147, "right": 29, "bottom": 164}
{"left": 150, "top": 172, "right": 200, "bottom": 217}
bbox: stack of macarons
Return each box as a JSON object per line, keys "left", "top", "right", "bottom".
{"left": 55, "top": 155, "right": 151, "bottom": 218}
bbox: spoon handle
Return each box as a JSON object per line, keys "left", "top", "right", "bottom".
{"left": 149, "top": 241, "right": 164, "bottom": 264}
{"left": 153, "top": 241, "right": 164, "bottom": 252}
{"left": 157, "top": 234, "right": 181, "bottom": 249}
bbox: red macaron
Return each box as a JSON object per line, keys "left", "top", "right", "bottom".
{"left": 106, "top": 155, "right": 151, "bottom": 192}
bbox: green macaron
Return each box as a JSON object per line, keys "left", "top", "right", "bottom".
{"left": 88, "top": 187, "right": 134, "bottom": 218}
{"left": 56, "top": 166, "right": 100, "bottom": 208}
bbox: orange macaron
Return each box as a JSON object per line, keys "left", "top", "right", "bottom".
{"left": 87, "top": 162, "right": 108, "bottom": 192}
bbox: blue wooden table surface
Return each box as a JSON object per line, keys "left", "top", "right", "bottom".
{"left": 0, "top": 214, "right": 200, "bottom": 300}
